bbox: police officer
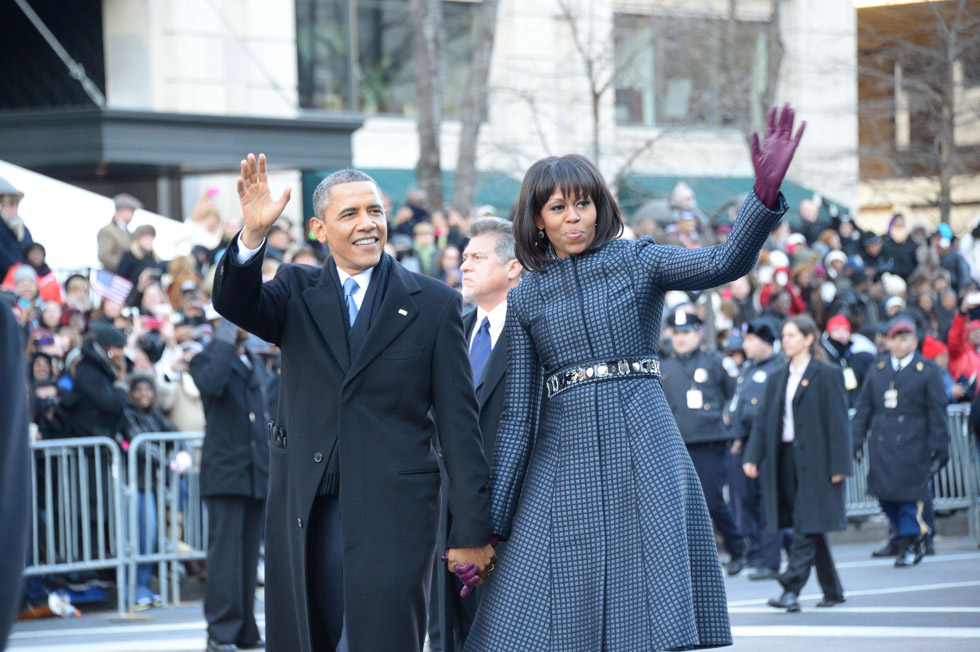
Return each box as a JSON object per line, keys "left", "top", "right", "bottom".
{"left": 662, "top": 308, "right": 746, "bottom": 574}
{"left": 728, "top": 320, "right": 786, "bottom": 581}
{"left": 851, "top": 317, "right": 949, "bottom": 567}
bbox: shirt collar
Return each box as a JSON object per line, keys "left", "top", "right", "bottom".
{"left": 114, "top": 218, "right": 129, "bottom": 231}
{"left": 336, "top": 265, "right": 374, "bottom": 291}
{"left": 892, "top": 352, "right": 915, "bottom": 369}
{"left": 476, "top": 300, "right": 508, "bottom": 332}
{"left": 789, "top": 355, "right": 811, "bottom": 376}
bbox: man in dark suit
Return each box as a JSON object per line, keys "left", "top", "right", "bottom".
{"left": 0, "top": 303, "right": 30, "bottom": 651}
{"left": 432, "top": 217, "right": 522, "bottom": 652}
{"left": 211, "top": 154, "right": 493, "bottom": 652}
{"left": 190, "top": 318, "right": 272, "bottom": 650}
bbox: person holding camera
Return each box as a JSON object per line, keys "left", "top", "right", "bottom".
{"left": 851, "top": 318, "right": 949, "bottom": 567}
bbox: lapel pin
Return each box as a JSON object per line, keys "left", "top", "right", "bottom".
{"left": 801, "top": 379, "right": 809, "bottom": 387}
{"left": 398, "top": 308, "right": 408, "bottom": 316}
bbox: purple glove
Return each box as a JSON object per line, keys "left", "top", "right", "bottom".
{"left": 752, "top": 104, "right": 806, "bottom": 210}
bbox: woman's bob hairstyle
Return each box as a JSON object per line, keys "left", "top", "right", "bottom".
{"left": 512, "top": 154, "right": 625, "bottom": 272}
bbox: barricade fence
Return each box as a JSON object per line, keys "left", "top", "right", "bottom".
{"left": 23, "top": 406, "right": 980, "bottom": 614}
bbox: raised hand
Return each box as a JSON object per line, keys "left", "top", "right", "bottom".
{"left": 237, "top": 153, "right": 292, "bottom": 249}
{"left": 752, "top": 104, "right": 806, "bottom": 209}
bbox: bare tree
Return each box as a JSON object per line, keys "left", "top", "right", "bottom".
{"left": 858, "top": 0, "right": 980, "bottom": 224}
{"left": 410, "top": 0, "right": 445, "bottom": 210}
{"left": 451, "top": 0, "right": 502, "bottom": 214}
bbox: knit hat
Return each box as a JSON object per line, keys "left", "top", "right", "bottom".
{"left": 881, "top": 273, "right": 907, "bottom": 297}
{"left": 921, "top": 334, "right": 947, "bottom": 359}
{"left": 13, "top": 265, "right": 37, "bottom": 283}
{"left": 826, "top": 314, "right": 851, "bottom": 334}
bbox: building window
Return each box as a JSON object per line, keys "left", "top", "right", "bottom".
{"left": 296, "top": 0, "right": 478, "bottom": 118}
{"left": 614, "top": 13, "right": 769, "bottom": 128}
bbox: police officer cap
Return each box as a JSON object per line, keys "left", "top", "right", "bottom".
{"left": 669, "top": 309, "right": 701, "bottom": 331}
{"left": 722, "top": 332, "right": 743, "bottom": 352}
{"left": 746, "top": 319, "right": 777, "bottom": 345}
{"left": 886, "top": 317, "right": 916, "bottom": 338}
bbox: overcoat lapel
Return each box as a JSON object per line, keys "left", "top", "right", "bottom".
{"left": 477, "top": 336, "right": 507, "bottom": 407}
{"left": 772, "top": 364, "right": 789, "bottom": 421}
{"left": 301, "top": 258, "right": 351, "bottom": 373}
{"left": 793, "top": 361, "right": 819, "bottom": 406}
{"left": 346, "top": 260, "right": 420, "bottom": 382}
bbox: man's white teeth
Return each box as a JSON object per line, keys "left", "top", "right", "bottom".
{"left": 354, "top": 238, "right": 376, "bottom": 245}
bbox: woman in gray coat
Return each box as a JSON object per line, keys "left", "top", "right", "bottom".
{"left": 743, "top": 315, "right": 853, "bottom": 613}
{"left": 463, "top": 106, "right": 804, "bottom": 651}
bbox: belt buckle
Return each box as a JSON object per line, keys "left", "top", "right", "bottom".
{"left": 548, "top": 376, "right": 560, "bottom": 397}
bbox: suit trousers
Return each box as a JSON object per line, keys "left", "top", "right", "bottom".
{"left": 775, "top": 443, "right": 843, "bottom": 600}
{"left": 737, "top": 457, "right": 782, "bottom": 572}
{"left": 204, "top": 496, "right": 264, "bottom": 646}
{"left": 308, "top": 493, "right": 349, "bottom": 652}
{"left": 688, "top": 441, "right": 745, "bottom": 558}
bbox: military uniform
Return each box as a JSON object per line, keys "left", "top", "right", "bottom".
{"left": 729, "top": 351, "right": 785, "bottom": 574}
{"left": 851, "top": 345, "right": 949, "bottom": 567}
{"left": 662, "top": 311, "right": 745, "bottom": 568}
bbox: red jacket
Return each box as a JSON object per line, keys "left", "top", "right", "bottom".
{"left": 1, "top": 263, "right": 63, "bottom": 305}
{"left": 947, "top": 312, "right": 980, "bottom": 387}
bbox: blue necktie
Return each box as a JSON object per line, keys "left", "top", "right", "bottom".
{"left": 469, "top": 316, "right": 491, "bottom": 386}
{"left": 343, "top": 277, "right": 360, "bottom": 327}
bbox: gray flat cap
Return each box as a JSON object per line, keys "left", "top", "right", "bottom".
{"left": 113, "top": 193, "right": 143, "bottom": 211}
{"left": 0, "top": 176, "right": 24, "bottom": 198}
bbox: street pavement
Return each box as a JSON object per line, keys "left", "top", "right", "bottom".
{"left": 7, "top": 535, "right": 979, "bottom": 651}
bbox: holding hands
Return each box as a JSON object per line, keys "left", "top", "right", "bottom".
{"left": 445, "top": 537, "right": 498, "bottom": 598}
{"left": 752, "top": 104, "right": 806, "bottom": 209}
{"left": 237, "top": 153, "right": 292, "bottom": 249}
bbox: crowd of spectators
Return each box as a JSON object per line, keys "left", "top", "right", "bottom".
{"left": 5, "top": 170, "right": 980, "bottom": 615}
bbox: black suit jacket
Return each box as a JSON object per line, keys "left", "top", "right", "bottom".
{"left": 212, "top": 238, "right": 491, "bottom": 652}
{"left": 189, "top": 341, "right": 271, "bottom": 499}
{"left": 745, "top": 359, "right": 853, "bottom": 534}
{"left": 0, "top": 306, "right": 30, "bottom": 647}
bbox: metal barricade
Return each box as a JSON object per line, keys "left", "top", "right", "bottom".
{"left": 24, "top": 436, "right": 127, "bottom": 615}
{"left": 126, "top": 432, "right": 207, "bottom": 611}
{"left": 845, "top": 404, "right": 980, "bottom": 545}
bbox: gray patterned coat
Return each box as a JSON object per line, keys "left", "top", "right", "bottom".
{"left": 464, "top": 192, "right": 786, "bottom": 651}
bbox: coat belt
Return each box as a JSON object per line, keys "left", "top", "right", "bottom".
{"left": 545, "top": 356, "right": 661, "bottom": 399}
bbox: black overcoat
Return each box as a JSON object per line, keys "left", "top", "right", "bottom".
{"left": 851, "top": 353, "right": 949, "bottom": 502}
{"left": 68, "top": 341, "right": 127, "bottom": 440}
{"left": 0, "top": 306, "right": 30, "bottom": 648}
{"left": 211, "top": 241, "right": 491, "bottom": 652}
{"left": 744, "top": 359, "right": 853, "bottom": 533}
{"left": 189, "top": 341, "right": 271, "bottom": 499}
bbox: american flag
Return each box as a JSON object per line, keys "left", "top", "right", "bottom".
{"left": 92, "top": 270, "right": 134, "bottom": 305}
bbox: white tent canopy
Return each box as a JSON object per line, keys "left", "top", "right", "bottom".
{"left": 0, "top": 159, "right": 194, "bottom": 271}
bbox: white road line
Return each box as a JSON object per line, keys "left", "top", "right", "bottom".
{"left": 9, "top": 619, "right": 264, "bottom": 640}
{"left": 833, "top": 552, "right": 980, "bottom": 570}
{"left": 732, "top": 625, "right": 980, "bottom": 639}
{"left": 729, "top": 606, "right": 980, "bottom": 614}
{"left": 7, "top": 637, "right": 213, "bottom": 651}
{"left": 727, "top": 579, "right": 980, "bottom": 607}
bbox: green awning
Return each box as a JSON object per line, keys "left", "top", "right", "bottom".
{"left": 301, "top": 168, "right": 521, "bottom": 220}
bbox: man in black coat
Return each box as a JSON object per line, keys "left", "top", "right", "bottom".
{"left": 661, "top": 309, "right": 746, "bottom": 574}
{"left": 851, "top": 318, "right": 949, "bottom": 567}
{"left": 727, "top": 320, "right": 785, "bottom": 581}
{"left": 190, "top": 319, "right": 271, "bottom": 650}
{"left": 68, "top": 328, "right": 129, "bottom": 439}
{"left": 0, "top": 304, "right": 30, "bottom": 651}
{"left": 0, "top": 177, "right": 32, "bottom": 281}
{"left": 432, "top": 217, "right": 522, "bottom": 652}
{"left": 211, "top": 155, "right": 493, "bottom": 652}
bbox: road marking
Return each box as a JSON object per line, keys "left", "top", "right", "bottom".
{"left": 9, "top": 618, "right": 264, "bottom": 640}
{"left": 728, "top": 580, "right": 980, "bottom": 607}
{"left": 729, "top": 606, "right": 980, "bottom": 614}
{"left": 7, "top": 637, "right": 218, "bottom": 651}
{"left": 834, "top": 552, "right": 980, "bottom": 569}
{"left": 733, "top": 625, "right": 980, "bottom": 639}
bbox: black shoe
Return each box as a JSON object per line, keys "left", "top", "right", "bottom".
{"left": 816, "top": 596, "right": 846, "bottom": 608}
{"left": 748, "top": 567, "right": 780, "bottom": 581}
{"left": 767, "top": 591, "right": 800, "bottom": 612}
{"left": 206, "top": 640, "right": 238, "bottom": 651}
{"left": 871, "top": 539, "right": 901, "bottom": 558}
{"left": 238, "top": 639, "right": 265, "bottom": 650}
{"left": 894, "top": 536, "right": 924, "bottom": 567}
{"left": 726, "top": 555, "right": 747, "bottom": 576}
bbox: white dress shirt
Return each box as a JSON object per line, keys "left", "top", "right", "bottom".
{"left": 469, "top": 300, "right": 508, "bottom": 351}
{"left": 891, "top": 352, "right": 914, "bottom": 372}
{"left": 236, "top": 234, "right": 373, "bottom": 308}
{"left": 782, "top": 356, "right": 811, "bottom": 443}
